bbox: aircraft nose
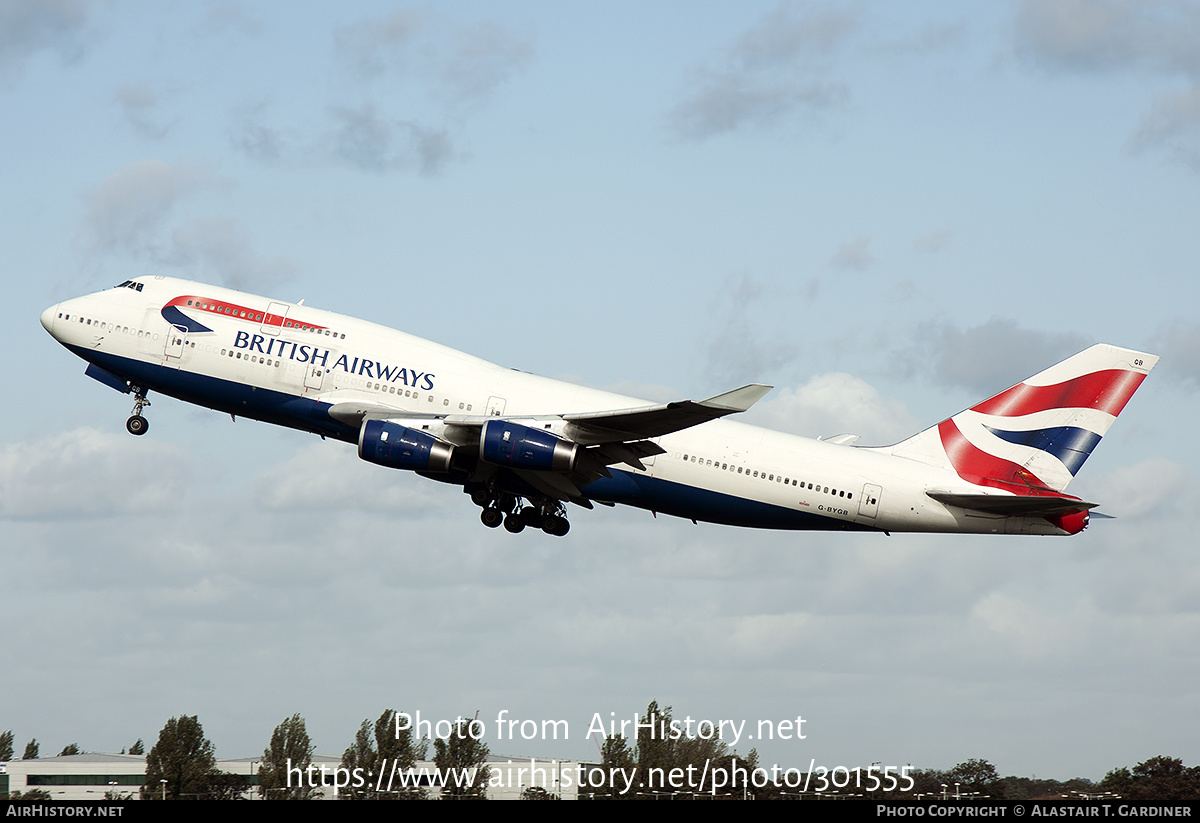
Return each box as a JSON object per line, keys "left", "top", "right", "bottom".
{"left": 41, "top": 304, "right": 58, "bottom": 333}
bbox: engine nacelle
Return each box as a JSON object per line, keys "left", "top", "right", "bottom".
{"left": 480, "top": 420, "right": 577, "bottom": 472}
{"left": 359, "top": 418, "right": 455, "bottom": 473}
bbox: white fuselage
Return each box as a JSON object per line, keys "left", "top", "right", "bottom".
{"left": 41, "top": 276, "right": 1076, "bottom": 536}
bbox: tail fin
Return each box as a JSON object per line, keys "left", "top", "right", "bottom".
{"left": 889, "top": 344, "right": 1157, "bottom": 493}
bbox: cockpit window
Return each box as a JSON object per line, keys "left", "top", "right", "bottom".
{"left": 113, "top": 280, "right": 144, "bottom": 291}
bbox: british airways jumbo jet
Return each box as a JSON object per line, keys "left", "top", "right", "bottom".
{"left": 41, "top": 276, "right": 1156, "bottom": 537}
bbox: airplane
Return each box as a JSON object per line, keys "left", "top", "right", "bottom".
{"left": 40, "top": 275, "right": 1157, "bottom": 537}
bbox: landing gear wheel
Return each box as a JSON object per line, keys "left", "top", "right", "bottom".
{"left": 542, "top": 515, "right": 569, "bottom": 537}
{"left": 480, "top": 507, "right": 503, "bottom": 528}
{"left": 470, "top": 487, "right": 492, "bottom": 507}
{"left": 126, "top": 386, "right": 151, "bottom": 436}
{"left": 503, "top": 513, "right": 526, "bottom": 533}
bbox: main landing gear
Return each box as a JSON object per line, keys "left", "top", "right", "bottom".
{"left": 125, "top": 386, "right": 150, "bottom": 436}
{"left": 470, "top": 487, "right": 571, "bottom": 537}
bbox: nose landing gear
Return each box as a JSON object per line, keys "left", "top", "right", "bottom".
{"left": 126, "top": 386, "right": 151, "bottom": 436}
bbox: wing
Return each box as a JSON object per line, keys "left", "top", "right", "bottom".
{"left": 560, "top": 383, "right": 772, "bottom": 444}
{"left": 332, "top": 383, "right": 772, "bottom": 502}
{"left": 330, "top": 384, "right": 771, "bottom": 443}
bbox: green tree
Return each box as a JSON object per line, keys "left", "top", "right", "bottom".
{"left": 635, "top": 699, "right": 675, "bottom": 791}
{"left": 339, "top": 719, "right": 377, "bottom": 800}
{"left": 1102, "top": 756, "right": 1200, "bottom": 801}
{"left": 520, "top": 785, "right": 558, "bottom": 799}
{"left": 22, "top": 738, "right": 38, "bottom": 760}
{"left": 996, "top": 774, "right": 1095, "bottom": 800}
{"left": 58, "top": 743, "right": 81, "bottom": 756}
{"left": 432, "top": 717, "right": 490, "bottom": 799}
{"left": 598, "top": 733, "right": 635, "bottom": 798}
{"left": 205, "top": 770, "right": 251, "bottom": 801}
{"left": 258, "top": 713, "right": 317, "bottom": 800}
{"left": 376, "top": 709, "right": 426, "bottom": 800}
{"left": 632, "top": 700, "right": 735, "bottom": 797}
{"left": 0, "top": 730, "right": 13, "bottom": 761}
{"left": 948, "top": 758, "right": 1001, "bottom": 797}
{"left": 128, "top": 738, "right": 144, "bottom": 755}
{"left": 142, "top": 715, "right": 217, "bottom": 800}
{"left": 589, "top": 700, "right": 758, "bottom": 799}
{"left": 340, "top": 709, "right": 427, "bottom": 800}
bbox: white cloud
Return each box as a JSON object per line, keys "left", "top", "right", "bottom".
{"left": 669, "top": 1, "right": 860, "bottom": 140}
{"left": 905, "top": 319, "right": 1091, "bottom": 395}
{"left": 703, "top": 273, "right": 799, "bottom": 386}
{"left": 0, "top": 0, "right": 97, "bottom": 82}
{"left": 253, "top": 442, "right": 451, "bottom": 514}
{"left": 329, "top": 105, "right": 459, "bottom": 175}
{"left": 80, "top": 159, "right": 210, "bottom": 258}
{"left": 334, "top": 9, "right": 432, "bottom": 79}
{"left": 1014, "top": 0, "right": 1200, "bottom": 168}
{"left": 114, "top": 85, "right": 175, "bottom": 140}
{"left": 167, "top": 216, "right": 296, "bottom": 291}
{"left": 1158, "top": 319, "right": 1200, "bottom": 385}
{"left": 1080, "top": 458, "right": 1188, "bottom": 519}
{"left": 1130, "top": 85, "right": 1200, "bottom": 168}
{"left": 0, "top": 428, "right": 190, "bottom": 520}
{"left": 78, "top": 160, "right": 296, "bottom": 290}
{"left": 746, "top": 372, "right": 920, "bottom": 443}
{"left": 914, "top": 227, "right": 952, "bottom": 255}
{"left": 334, "top": 10, "right": 531, "bottom": 105}
{"left": 830, "top": 236, "right": 874, "bottom": 272}
{"left": 1015, "top": 0, "right": 1200, "bottom": 77}
{"left": 440, "top": 20, "right": 533, "bottom": 105}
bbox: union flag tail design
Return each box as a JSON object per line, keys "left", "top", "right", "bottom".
{"left": 890, "top": 344, "right": 1157, "bottom": 493}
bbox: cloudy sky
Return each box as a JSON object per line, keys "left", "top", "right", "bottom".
{"left": 4, "top": 0, "right": 1199, "bottom": 784}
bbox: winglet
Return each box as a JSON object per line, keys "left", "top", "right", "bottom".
{"left": 699, "top": 383, "right": 772, "bottom": 412}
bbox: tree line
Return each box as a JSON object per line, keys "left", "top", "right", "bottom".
{"left": 3, "top": 706, "right": 1199, "bottom": 800}
{"left": 1, "top": 710, "right": 489, "bottom": 800}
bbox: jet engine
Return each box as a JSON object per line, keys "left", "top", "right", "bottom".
{"left": 480, "top": 420, "right": 577, "bottom": 472}
{"left": 359, "top": 418, "right": 454, "bottom": 473}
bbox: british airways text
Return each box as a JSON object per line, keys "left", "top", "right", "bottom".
{"left": 233, "top": 330, "right": 435, "bottom": 389}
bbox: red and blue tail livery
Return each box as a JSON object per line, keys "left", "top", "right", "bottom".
{"left": 888, "top": 345, "right": 1156, "bottom": 534}
{"left": 42, "top": 276, "right": 1157, "bottom": 537}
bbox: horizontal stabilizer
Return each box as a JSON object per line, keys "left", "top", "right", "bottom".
{"left": 926, "top": 490, "right": 1095, "bottom": 516}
